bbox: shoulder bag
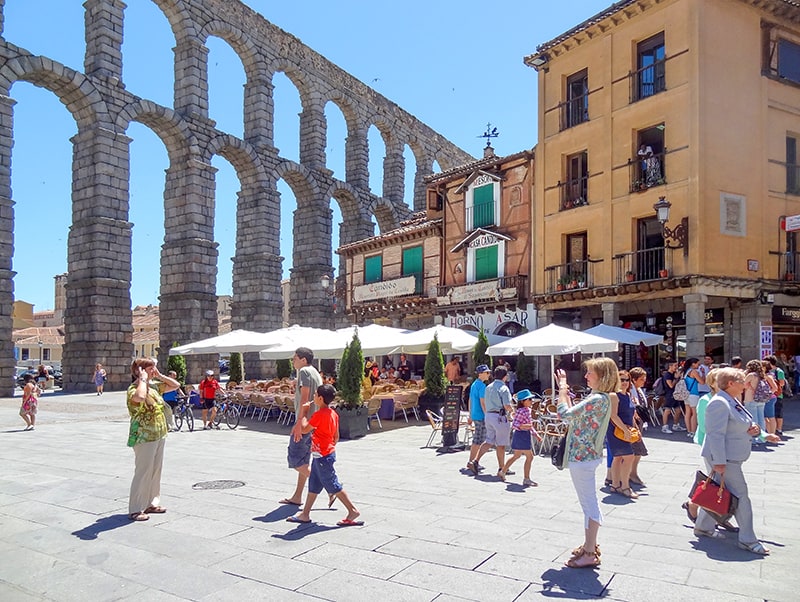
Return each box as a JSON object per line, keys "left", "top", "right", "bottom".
{"left": 550, "top": 434, "right": 566, "bottom": 469}
{"left": 691, "top": 472, "right": 735, "bottom": 515}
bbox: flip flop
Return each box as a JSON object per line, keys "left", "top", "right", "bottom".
{"left": 337, "top": 518, "right": 364, "bottom": 527}
{"left": 286, "top": 515, "right": 312, "bottom": 524}
{"left": 278, "top": 498, "right": 302, "bottom": 506}
{"left": 129, "top": 512, "right": 149, "bottom": 522}
{"left": 144, "top": 506, "right": 167, "bottom": 514}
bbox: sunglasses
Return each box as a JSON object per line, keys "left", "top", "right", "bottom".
{"left": 620, "top": 378, "right": 630, "bottom": 382}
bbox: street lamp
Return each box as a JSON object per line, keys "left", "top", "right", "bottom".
{"left": 646, "top": 310, "right": 657, "bottom": 330}
{"left": 653, "top": 196, "right": 689, "bottom": 257}
{"left": 320, "top": 273, "right": 340, "bottom": 314}
{"left": 572, "top": 311, "right": 582, "bottom": 330}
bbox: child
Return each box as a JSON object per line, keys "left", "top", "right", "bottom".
{"left": 286, "top": 384, "right": 363, "bottom": 526}
{"left": 498, "top": 389, "right": 537, "bottom": 487}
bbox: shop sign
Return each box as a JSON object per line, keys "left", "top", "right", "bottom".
{"left": 760, "top": 323, "right": 773, "bottom": 359}
{"left": 353, "top": 276, "right": 416, "bottom": 302}
{"left": 654, "top": 308, "right": 724, "bottom": 326}
{"left": 773, "top": 306, "right": 800, "bottom": 323}
{"left": 782, "top": 214, "right": 800, "bottom": 231}
{"left": 445, "top": 305, "right": 535, "bottom": 334}
{"left": 467, "top": 233, "right": 501, "bottom": 249}
{"left": 438, "top": 280, "right": 517, "bottom": 305}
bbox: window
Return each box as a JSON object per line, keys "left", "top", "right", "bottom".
{"left": 465, "top": 174, "right": 499, "bottom": 230}
{"left": 634, "top": 33, "right": 666, "bottom": 101}
{"left": 561, "top": 151, "right": 588, "bottom": 210}
{"left": 563, "top": 69, "right": 589, "bottom": 129}
{"left": 778, "top": 39, "right": 800, "bottom": 84}
{"left": 402, "top": 246, "right": 423, "bottom": 294}
{"left": 21, "top": 348, "right": 29, "bottom": 361}
{"left": 43, "top": 349, "right": 50, "bottom": 361}
{"left": 788, "top": 136, "right": 800, "bottom": 194}
{"left": 785, "top": 231, "right": 798, "bottom": 279}
{"left": 636, "top": 217, "right": 666, "bottom": 281}
{"left": 474, "top": 245, "right": 499, "bottom": 281}
{"left": 364, "top": 255, "right": 382, "bottom": 284}
{"left": 633, "top": 125, "right": 665, "bottom": 191}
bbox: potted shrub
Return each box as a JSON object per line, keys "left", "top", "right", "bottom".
{"left": 625, "top": 270, "right": 635, "bottom": 282}
{"left": 419, "top": 334, "right": 449, "bottom": 418}
{"left": 785, "top": 272, "right": 795, "bottom": 281}
{"left": 276, "top": 358, "right": 292, "bottom": 379}
{"left": 229, "top": 352, "right": 244, "bottom": 384}
{"left": 472, "top": 329, "right": 491, "bottom": 371}
{"left": 336, "top": 331, "right": 368, "bottom": 439}
{"left": 659, "top": 268, "right": 669, "bottom": 278}
{"left": 167, "top": 342, "right": 187, "bottom": 386}
{"left": 514, "top": 352, "right": 536, "bottom": 393}
{"left": 557, "top": 276, "right": 570, "bottom": 291}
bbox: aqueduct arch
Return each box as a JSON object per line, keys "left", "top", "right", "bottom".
{"left": 0, "top": 0, "right": 472, "bottom": 393}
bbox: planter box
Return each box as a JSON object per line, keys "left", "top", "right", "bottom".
{"left": 336, "top": 407, "right": 368, "bottom": 439}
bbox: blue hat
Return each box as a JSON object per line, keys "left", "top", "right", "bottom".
{"left": 475, "top": 364, "right": 491, "bottom": 373}
{"left": 515, "top": 389, "right": 534, "bottom": 401}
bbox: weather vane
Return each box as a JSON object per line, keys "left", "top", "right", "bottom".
{"left": 478, "top": 123, "right": 499, "bottom": 148}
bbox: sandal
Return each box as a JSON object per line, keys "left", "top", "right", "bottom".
{"left": 717, "top": 520, "right": 739, "bottom": 533}
{"left": 694, "top": 528, "right": 725, "bottom": 539}
{"left": 565, "top": 549, "right": 601, "bottom": 568}
{"left": 570, "top": 544, "right": 601, "bottom": 559}
{"left": 144, "top": 506, "right": 166, "bottom": 514}
{"left": 617, "top": 487, "right": 639, "bottom": 499}
{"left": 737, "top": 541, "right": 770, "bottom": 556}
{"left": 681, "top": 501, "right": 697, "bottom": 523}
{"left": 129, "top": 512, "right": 149, "bottom": 522}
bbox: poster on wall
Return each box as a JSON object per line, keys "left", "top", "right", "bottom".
{"left": 760, "top": 323, "right": 773, "bottom": 359}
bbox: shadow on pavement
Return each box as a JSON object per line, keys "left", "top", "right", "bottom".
{"left": 539, "top": 566, "right": 606, "bottom": 598}
{"left": 71, "top": 514, "right": 133, "bottom": 540}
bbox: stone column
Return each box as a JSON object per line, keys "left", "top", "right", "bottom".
{"left": 382, "top": 139, "right": 405, "bottom": 204}
{"left": 0, "top": 0, "right": 6, "bottom": 37}
{"left": 64, "top": 126, "right": 134, "bottom": 392}
{"left": 243, "top": 75, "right": 272, "bottom": 150}
{"left": 289, "top": 202, "right": 333, "bottom": 328}
{"left": 0, "top": 94, "right": 14, "bottom": 396}
{"left": 413, "top": 156, "right": 432, "bottom": 212}
{"left": 736, "top": 301, "right": 773, "bottom": 362}
{"left": 298, "top": 98, "right": 326, "bottom": 170}
{"left": 159, "top": 158, "right": 218, "bottom": 383}
{"left": 83, "top": 0, "right": 125, "bottom": 83}
{"left": 602, "top": 302, "right": 619, "bottom": 326}
{"left": 345, "top": 126, "right": 369, "bottom": 191}
{"left": 683, "top": 293, "right": 708, "bottom": 359}
{"left": 173, "top": 38, "right": 209, "bottom": 119}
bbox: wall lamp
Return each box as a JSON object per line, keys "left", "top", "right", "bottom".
{"left": 529, "top": 53, "right": 549, "bottom": 67}
{"left": 646, "top": 309, "right": 656, "bottom": 329}
{"left": 653, "top": 196, "right": 689, "bottom": 257}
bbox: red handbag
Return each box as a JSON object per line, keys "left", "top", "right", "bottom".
{"left": 691, "top": 473, "right": 732, "bottom": 514}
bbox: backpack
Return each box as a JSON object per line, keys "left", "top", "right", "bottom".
{"left": 652, "top": 377, "right": 666, "bottom": 397}
{"left": 753, "top": 378, "right": 773, "bottom": 403}
{"left": 673, "top": 377, "right": 690, "bottom": 401}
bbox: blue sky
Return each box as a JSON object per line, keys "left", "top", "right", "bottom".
{"left": 5, "top": 0, "right": 611, "bottom": 310}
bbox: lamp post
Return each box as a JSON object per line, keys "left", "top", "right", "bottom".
{"left": 653, "top": 196, "right": 689, "bottom": 257}
{"left": 38, "top": 340, "right": 43, "bottom": 364}
{"left": 572, "top": 312, "right": 582, "bottom": 330}
{"left": 320, "top": 273, "right": 339, "bottom": 315}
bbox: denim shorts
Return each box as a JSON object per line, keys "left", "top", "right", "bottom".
{"left": 511, "top": 429, "right": 533, "bottom": 451}
{"left": 308, "top": 452, "right": 342, "bottom": 495}
{"left": 287, "top": 433, "right": 311, "bottom": 468}
{"left": 764, "top": 397, "right": 777, "bottom": 418}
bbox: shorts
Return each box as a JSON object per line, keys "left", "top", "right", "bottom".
{"left": 202, "top": 398, "right": 216, "bottom": 410}
{"left": 287, "top": 432, "right": 312, "bottom": 468}
{"left": 686, "top": 394, "right": 700, "bottom": 409}
{"left": 471, "top": 420, "right": 486, "bottom": 446}
{"left": 775, "top": 398, "right": 784, "bottom": 419}
{"left": 661, "top": 396, "right": 681, "bottom": 409}
{"left": 308, "top": 452, "right": 343, "bottom": 495}
{"left": 511, "top": 429, "right": 533, "bottom": 451}
{"left": 484, "top": 412, "right": 511, "bottom": 447}
{"left": 764, "top": 397, "right": 777, "bottom": 418}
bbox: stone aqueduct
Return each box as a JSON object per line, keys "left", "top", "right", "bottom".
{"left": 0, "top": 0, "right": 473, "bottom": 394}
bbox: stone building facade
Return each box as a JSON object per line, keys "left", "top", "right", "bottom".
{"left": 0, "top": 0, "right": 471, "bottom": 394}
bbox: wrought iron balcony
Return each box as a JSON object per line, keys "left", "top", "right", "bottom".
{"left": 630, "top": 59, "right": 666, "bottom": 103}
{"left": 557, "top": 176, "right": 589, "bottom": 211}
{"left": 544, "top": 260, "right": 599, "bottom": 293}
{"left": 559, "top": 93, "right": 589, "bottom": 131}
{"left": 629, "top": 150, "right": 666, "bottom": 193}
{"left": 437, "top": 274, "right": 528, "bottom": 306}
{"left": 774, "top": 250, "right": 800, "bottom": 281}
{"left": 612, "top": 247, "right": 674, "bottom": 284}
{"left": 466, "top": 201, "right": 496, "bottom": 230}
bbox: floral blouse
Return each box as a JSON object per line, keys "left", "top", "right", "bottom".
{"left": 126, "top": 381, "right": 167, "bottom": 444}
{"left": 557, "top": 392, "right": 612, "bottom": 465}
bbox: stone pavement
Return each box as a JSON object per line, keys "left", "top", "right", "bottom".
{"left": 1, "top": 389, "right": 799, "bottom": 601}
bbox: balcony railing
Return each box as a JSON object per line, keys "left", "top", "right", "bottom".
{"left": 612, "top": 247, "right": 674, "bottom": 283}
{"left": 775, "top": 251, "right": 800, "bottom": 280}
{"left": 544, "top": 259, "right": 600, "bottom": 293}
{"left": 559, "top": 94, "right": 589, "bottom": 130}
{"left": 558, "top": 176, "right": 589, "bottom": 211}
{"left": 629, "top": 149, "right": 666, "bottom": 192}
{"left": 466, "top": 201, "right": 496, "bottom": 230}
{"left": 437, "top": 274, "right": 528, "bottom": 306}
{"left": 787, "top": 163, "right": 800, "bottom": 195}
{"left": 630, "top": 59, "right": 666, "bottom": 103}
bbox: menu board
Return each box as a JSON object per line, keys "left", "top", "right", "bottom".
{"left": 441, "top": 385, "right": 463, "bottom": 446}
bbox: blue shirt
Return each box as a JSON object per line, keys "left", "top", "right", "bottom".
{"left": 469, "top": 379, "right": 486, "bottom": 421}
{"left": 484, "top": 380, "right": 511, "bottom": 413}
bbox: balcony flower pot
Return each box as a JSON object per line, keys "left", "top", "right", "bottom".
{"left": 556, "top": 283, "right": 565, "bottom": 291}
{"left": 659, "top": 269, "right": 669, "bottom": 278}
{"left": 785, "top": 273, "right": 795, "bottom": 281}
{"left": 625, "top": 271, "right": 635, "bottom": 282}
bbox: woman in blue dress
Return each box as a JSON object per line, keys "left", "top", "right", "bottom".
{"left": 607, "top": 370, "right": 638, "bottom": 499}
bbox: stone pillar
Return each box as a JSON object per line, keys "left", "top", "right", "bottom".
{"left": 173, "top": 38, "right": 209, "bottom": 118}
{"left": 683, "top": 293, "right": 708, "bottom": 359}
{"left": 83, "top": 0, "right": 125, "bottom": 83}
{"left": 737, "top": 301, "right": 773, "bottom": 362}
{"left": 243, "top": 75, "right": 272, "bottom": 149}
{"left": 298, "top": 99, "right": 326, "bottom": 170}
{"left": 602, "top": 302, "right": 620, "bottom": 326}
{"left": 230, "top": 184, "right": 283, "bottom": 378}
{"left": 413, "top": 156, "right": 432, "bottom": 212}
{"left": 159, "top": 158, "right": 219, "bottom": 383}
{"left": 382, "top": 140, "right": 405, "bottom": 204}
{"left": 345, "top": 126, "right": 369, "bottom": 191}
{"left": 289, "top": 202, "right": 333, "bottom": 328}
{"left": 0, "top": 0, "right": 6, "bottom": 37}
{"left": 0, "top": 94, "right": 14, "bottom": 396}
{"left": 64, "top": 126, "right": 134, "bottom": 392}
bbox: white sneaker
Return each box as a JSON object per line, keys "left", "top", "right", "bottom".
{"left": 673, "top": 424, "right": 687, "bottom": 431}
{"left": 662, "top": 425, "right": 673, "bottom": 434}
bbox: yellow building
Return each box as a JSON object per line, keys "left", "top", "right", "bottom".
{"left": 525, "top": 0, "right": 800, "bottom": 371}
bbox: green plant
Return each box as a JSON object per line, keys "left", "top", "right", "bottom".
{"left": 424, "top": 334, "right": 449, "bottom": 398}
{"left": 338, "top": 331, "right": 365, "bottom": 410}
{"left": 167, "top": 343, "right": 187, "bottom": 385}
{"left": 276, "top": 358, "right": 292, "bottom": 379}
{"left": 229, "top": 352, "right": 244, "bottom": 384}
{"left": 515, "top": 352, "right": 536, "bottom": 390}
{"left": 472, "top": 329, "right": 491, "bottom": 369}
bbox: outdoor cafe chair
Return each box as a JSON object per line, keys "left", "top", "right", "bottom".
{"left": 366, "top": 396, "right": 383, "bottom": 430}
{"left": 424, "top": 409, "right": 443, "bottom": 448}
{"left": 394, "top": 391, "right": 420, "bottom": 422}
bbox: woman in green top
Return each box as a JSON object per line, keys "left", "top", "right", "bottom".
{"left": 127, "top": 358, "right": 180, "bottom": 521}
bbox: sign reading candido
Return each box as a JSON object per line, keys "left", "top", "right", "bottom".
{"left": 353, "top": 276, "right": 416, "bottom": 303}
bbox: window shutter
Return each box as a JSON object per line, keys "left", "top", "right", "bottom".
{"left": 364, "top": 255, "right": 382, "bottom": 283}
{"left": 474, "top": 245, "right": 498, "bottom": 281}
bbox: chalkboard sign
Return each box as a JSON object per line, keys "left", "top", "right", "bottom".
{"left": 442, "top": 385, "right": 463, "bottom": 447}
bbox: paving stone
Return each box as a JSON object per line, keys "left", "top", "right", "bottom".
{"left": 296, "top": 542, "right": 415, "bottom": 580}
{"left": 391, "top": 561, "right": 528, "bottom": 601}
{"left": 213, "top": 549, "right": 332, "bottom": 590}
{"left": 376, "top": 537, "right": 493, "bottom": 570}
{"left": 299, "top": 568, "right": 437, "bottom": 602}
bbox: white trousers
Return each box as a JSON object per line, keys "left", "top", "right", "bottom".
{"left": 569, "top": 458, "right": 604, "bottom": 529}
{"left": 695, "top": 459, "right": 757, "bottom": 544}
{"left": 129, "top": 438, "right": 165, "bottom": 514}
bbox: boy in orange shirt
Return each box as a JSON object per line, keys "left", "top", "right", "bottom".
{"left": 286, "top": 384, "right": 363, "bottom": 526}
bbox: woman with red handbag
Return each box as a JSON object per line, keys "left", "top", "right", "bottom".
{"left": 695, "top": 367, "right": 778, "bottom": 555}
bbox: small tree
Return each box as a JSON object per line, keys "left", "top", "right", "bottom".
{"left": 338, "top": 331, "right": 364, "bottom": 410}
{"left": 472, "top": 329, "right": 491, "bottom": 369}
{"left": 167, "top": 343, "right": 187, "bottom": 385}
{"left": 229, "top": 352, "right": 244, "bottom": 384}
{"left": 515, "top": 352, "right": 536, "bottom": 391}
{"left": 424, "top": 334, "right": 449, "bottom": 398}
{"left": 276, "top": 358, "right": 292, "bottom": 379}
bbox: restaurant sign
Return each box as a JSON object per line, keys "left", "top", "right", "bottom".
{"left": 353, "top": 276, "right": 416, "bottom": 303}
{"left": 437, "top": 280, "right": 516, "bottom": 305}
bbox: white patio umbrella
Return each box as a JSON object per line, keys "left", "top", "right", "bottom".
{"left": 258, "top": 323, "right": 410, "bottom": 360}
{"left": 486, "top": 323, "right": 618, "bottom": 393}
{"left": 395, "top": 324, "right": 485, "bottom": 354}
{"left": 170, "top": 325, "right": 330, "bottom": 356}
{"left": 584, "top": 324, "right": 663, "bottom": 347}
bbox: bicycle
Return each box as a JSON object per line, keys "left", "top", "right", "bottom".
{"left": 172, "top": 393, "right": 195, "bottom": 432}
{"left": 213, "top": 392, "right": 241, "bottom": 430}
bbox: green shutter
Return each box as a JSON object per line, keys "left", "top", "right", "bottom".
{"left": 402, "top": 246, "right": 423, "bottom": 293}
{"left": 474, "top": 245, "right": 498, "bottom": 281}
{"left": 364, "top": 255, "right": 382, "bottom": 283}
{"left": 472, "top": 184, "right": 494, "bottom": 228}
